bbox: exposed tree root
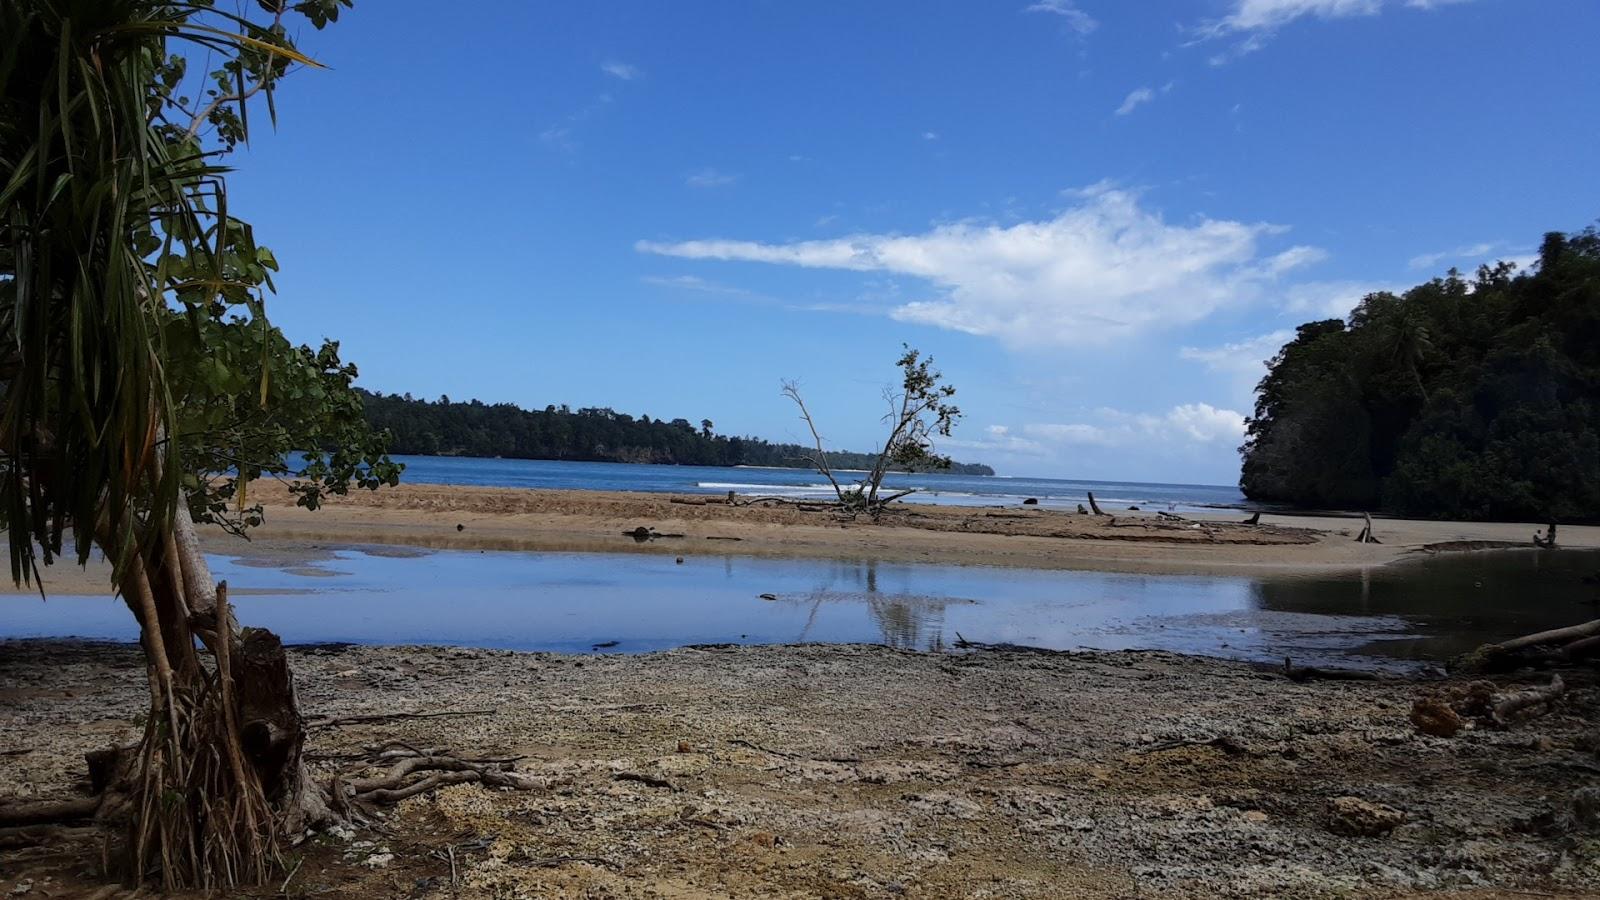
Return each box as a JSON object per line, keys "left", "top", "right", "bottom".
{"left": 0, "top": 744, "right": 548, "bottom": 852}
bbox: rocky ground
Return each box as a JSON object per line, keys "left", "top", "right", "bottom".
{"left": 2, "top": 640, "right": 1598, "bottom": 898}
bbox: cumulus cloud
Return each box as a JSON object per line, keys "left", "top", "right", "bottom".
{"left": 637, "top": 185, "right": 1323, "bottom": 346}
{"left": 1024, "top": 0, "right": 1098, "bottom": 35}
{"left": 1023, "top": 404, "right": 1247, "bottom": 448}
{"left": 600, "top": 60, "right": 640, "bottom": 80}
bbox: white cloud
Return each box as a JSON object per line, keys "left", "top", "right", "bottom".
{"left": 685, "top": 168, "right": 740, "bottom": 188}
{"left": 943, "top": 425, "right": 1049, "bottom": 457}
{"left": 1281, "top": 279, "right": 1396, "bottom": 319}
{"left": 600, "top": 60, "right": 640, "bottom": 81}
{"left": 1199, "top": 0, "right": 1477, "bottom": 61}
{"left": 1117, "top": 82, "right": 1178, "bottom": 116}
{"left": 922, "top": 131, "right": 940, "bottom": 141}
{"left": 1023, "top": 403, "right": 1247, "bottom": 448}
{"left": 1181, "top": 329, "right": 1295, "bottom": 377}
{"left": 1024, "top": 0, "right": 1098, "bottom": 35}
{"left": 1115, "top": 88, "right": 1155, "bottom": 116}
{"left": 638, "top": 185, "right": 1323, "bottom": 345}
{"left": 1407, "top": 241, "right": 1515, "bottom": 270}
{"left": 1218, "top": 0, "right": 1383, "bottom": 32}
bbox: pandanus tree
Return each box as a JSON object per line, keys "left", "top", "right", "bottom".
{"left": 0, "top": 0, "right": 403, "bottom": 889}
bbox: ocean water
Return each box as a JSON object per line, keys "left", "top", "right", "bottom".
{"left": 388, "top": 455, "right": 1250, "bottom": 514}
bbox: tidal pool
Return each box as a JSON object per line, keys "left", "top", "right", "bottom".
{"left": 3, "top": 546, "right": 1595, "bottom": 670}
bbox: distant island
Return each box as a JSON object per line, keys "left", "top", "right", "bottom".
{"left": 1241, "top": 226, "right": 1598, "bottom": 522}
{"left": 359, "top": 390, "right": 996, "bottom": 476}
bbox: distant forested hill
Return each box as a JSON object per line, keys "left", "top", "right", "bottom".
{"left": 1241, "top": 227, "right": 1600, "bottom": 521}
{"left": 358, "top": 390, "right": 995, "bottom": 475}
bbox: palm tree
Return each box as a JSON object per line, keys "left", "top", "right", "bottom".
{"left": 1382, "top": 310, "right": 1434, "bottom": 403}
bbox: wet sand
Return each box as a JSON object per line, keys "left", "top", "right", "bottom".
{"left": 3, "top": 641, "right": 1596, "bottom": 898}
{"left": 8, "top": 481, "right": 1598, "bottom": 596}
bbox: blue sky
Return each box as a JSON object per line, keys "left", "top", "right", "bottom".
{"left": 229, "top": 0, "right": 1599, "bottom": 484}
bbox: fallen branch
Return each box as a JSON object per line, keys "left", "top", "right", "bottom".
{"left": 1491, "top": 676, "right": 1564, "bottom": 727}
{"left": 0, "top": 824, "right": 100, "bottom": 850}
{"left": 0, "top": 796, "right": 101, "bottom": 828}
{"left": 1457, "top": 618, "right": 1600, "bottom": 671}
{"left": 306, "top": 709, "right": 495, "bottom": 729}
{"left": 613, "top": 771, "right": 678, "bottom": 791}
{"left": 1241, "top": 512, "right": 1261, "bottom": 526}
{"left": 1087, "top": 492, "right": 1106, "bottom": 516}
{"left": 1136, "top": 735, "right": 1249, "bottom": 756}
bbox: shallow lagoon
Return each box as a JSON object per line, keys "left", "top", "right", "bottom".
{"left": 4, "top": 545, "right": 1595, "bottom": 671}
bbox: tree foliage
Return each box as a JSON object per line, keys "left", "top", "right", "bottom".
{"left": 1241, "top": 227, "right": 1600, "bottom": 521}
{"left": 1, "top": 2, "right": 399, "bottom": 889}
{"left": 783, "top": 344, "right": 965, "bottom": 511}
{"left": 359, "top": 388, "right": 994, "bottom": 475}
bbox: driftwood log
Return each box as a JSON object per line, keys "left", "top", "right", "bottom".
{"left": 1456, "top": 618, "right": 1600, "bottom": 672}
{"left": 1354, "top": 512, "right": 1381, "bottom": 544}
{"left": 1281, "top": 657, "right": 1385, "bottom": 682}
{"left": 1086, "top": 492, "right": 1105, "bottom": 516}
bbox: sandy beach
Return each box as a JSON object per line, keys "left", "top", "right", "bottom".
{"left": 9, "top": 481, "right": 1599, "bottom": 597}
{"left": 3, "top": 640, "right": 1597, "bottom": 898}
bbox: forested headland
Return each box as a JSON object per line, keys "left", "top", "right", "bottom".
{"left": 1241, "top": 227, "right": 1599, "bottom": 521}
{"left": 358, "top": 390, "right": 996, "bottom": 475}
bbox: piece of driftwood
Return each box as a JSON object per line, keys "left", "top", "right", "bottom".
{"left": 705, "top": 535, "right": 743, "bottom": 541}
{"left": 1282, "top": 657, "right": 1384, "bottom": 682}
{"left": 1157, "top": 511, "right": 1187, "bottom": 521}
{"left": 1242, "top": 512, "right": 1261, "bottom": 525}
{"left": 1087, "top": 492, "right": 1106, "bottom": 516}
{"left": 1491, "top": 676, "right": 1564, "bottom": 726}
{"left": 1488, "top": 619, "right": 1600, "bottom": 655}
{"left": 1354, "top": 512, "right": 1381, "bottom": 544}
{"left": 1454, "top": 617, "right": 1600, "bottom": 672}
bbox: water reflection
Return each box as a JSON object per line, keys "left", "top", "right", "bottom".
{"left": 2, "top": 546, "right": 1594, "bottom": 671}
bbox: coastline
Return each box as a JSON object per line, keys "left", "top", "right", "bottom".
{"left": 8, "top": 481, "right": 1599, "bottom": 596}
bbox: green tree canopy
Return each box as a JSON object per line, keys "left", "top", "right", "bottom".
{"left": 1241, "top": 226, "right": 1600, "bottom": 521}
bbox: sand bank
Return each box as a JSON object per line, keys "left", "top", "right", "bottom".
{"left": 7, "top": 482, "right": 1599, "bottom": 595}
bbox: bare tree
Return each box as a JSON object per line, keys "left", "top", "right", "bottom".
{"left": 782, "top": 345, "right": 961, "bottom": 513}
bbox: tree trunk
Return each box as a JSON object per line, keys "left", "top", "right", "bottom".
{"left": 114, "top": 508, "right": 329, "bottom": 890}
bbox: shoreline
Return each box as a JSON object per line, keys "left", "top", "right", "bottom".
{"left": 3, "top": 639, "right": 1595, "bottom": 897}
{"left": 6, "top": 481, "right": 1599, "bottom": 596}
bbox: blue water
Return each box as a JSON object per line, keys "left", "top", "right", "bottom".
{"left": 7, "top": 547, "right": 1594, "bottom": 669}
{"left": 388, "top": 455, "right": 1250, "bottom": 514}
